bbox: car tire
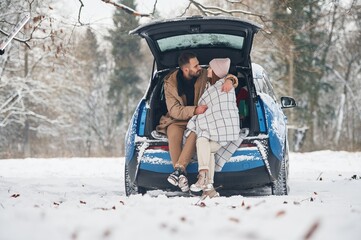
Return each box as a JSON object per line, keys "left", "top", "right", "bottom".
{"left": 271, "top": 145, "right": 289, "bottom": 195}
{"left": 138, "top": 186, "right": 147, "bottom": 195}
{"left": 125, "top": 164, "right": 138, "bottom": 196}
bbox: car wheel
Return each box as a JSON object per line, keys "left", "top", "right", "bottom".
{"left": 138, "top": 186, "right": 147, "bottom": 195}
{"left": 271, "top": 146, "right": 289, "bottom": 195}
{"left": 124, "top": 164, "right": 138, "bottom": 196}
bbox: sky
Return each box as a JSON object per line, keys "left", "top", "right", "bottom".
{"left": 0, "top": 150, "right": 360, "bottom": 240}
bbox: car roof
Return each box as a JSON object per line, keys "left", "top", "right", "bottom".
{"left": 130, "top": 16, "right": 262, "bottom": 70}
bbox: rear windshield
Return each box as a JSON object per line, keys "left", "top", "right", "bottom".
{"left": 157, "top": 33, "right": 244, "bottom": 52}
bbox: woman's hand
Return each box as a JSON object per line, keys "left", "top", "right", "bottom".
{"left": 222, "top": 78, "right": 234, "bottom": 92}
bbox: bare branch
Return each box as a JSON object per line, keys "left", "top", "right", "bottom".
{"left": 101, "top": 0, "right": 152, "bottom": 18}
{"left": 0, "top": 28, "right": 31, "bottom": 49}
{"left": 179, "top": 2, "right": 192, "bottom": 17}
{"left": 325, "top": 64, "right": 361, "bottom": 120}
{"left": 189, "top": 0, "right": 266, "bottom": 19}
{"left": 183, "top": 0, "right": 272, "bottom": 34}
{"left": 0, "top": 108, "right": 57, "bottom": 127}
{"left": 189, "top": 0, "right": 208, "bottom": 16}
{"left": 151, "top": 0, "right": 158, "bottom": 15}
{"left": 78, "top": 0, "right": 85, "bottom": 26}
{"left": 0, "top": 92, "right": 21, "bottom": 114}
{"left": 226, "top": 0, "right": 254, "bottom": 10}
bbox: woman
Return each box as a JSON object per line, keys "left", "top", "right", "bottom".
{"left": 187, "top": 58, "right": 240, "bottom": 198}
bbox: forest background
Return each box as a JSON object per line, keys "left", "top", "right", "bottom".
{"left": 0, "top": 0, "right": 360, "bottom": 158}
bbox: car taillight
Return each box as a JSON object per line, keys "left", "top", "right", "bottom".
{"left": 147, "top": 145, "right": 169, "bottom": 151}
{"left": 240, "top": 143, "right": 257, "bottom": 148}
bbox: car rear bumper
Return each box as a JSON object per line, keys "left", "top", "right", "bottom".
{"left": 126, "top": 135, "right": 283, "bottom": 191}
{"left": 133, "top": 143, "right": 281, "bottom": 191}
{"left": 137, "top": 166, "right": 271, "bottom": 191}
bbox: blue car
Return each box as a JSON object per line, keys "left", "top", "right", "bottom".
{"left": 125, "top": 16, "right": 296, "bottom": 196}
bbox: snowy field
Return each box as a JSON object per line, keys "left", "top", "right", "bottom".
{"left": 0, "top": 150, "right": 360, "bottom": 240}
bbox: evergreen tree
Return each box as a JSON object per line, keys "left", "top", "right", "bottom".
{"left": 76, "top": 28, "right": 102, "bottom": 91}
{"left": 107, "top": 0, "right": 142, "bottom": 125}
{"left": 272, "top": 0, "right": 331, "bottom": 151}
{"left": 71, "top": 27, "right": 121, "bottom": 156}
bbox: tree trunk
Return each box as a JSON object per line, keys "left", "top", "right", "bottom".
{"left": 334, "top": 94, "right": 345, "bottom": 145}
{"left": 23, "top": 42, "right": 30, "bottom": 157}
{"left": 23, "top": 118, "right": 30, "bottom": 157}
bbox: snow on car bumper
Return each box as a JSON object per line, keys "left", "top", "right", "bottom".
{"left": 139, "top": 147, "right": 265, "bottom": 174}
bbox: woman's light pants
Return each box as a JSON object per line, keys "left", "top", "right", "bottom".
{"left": 196, "top": 137, "right": 221, "bottom": 184}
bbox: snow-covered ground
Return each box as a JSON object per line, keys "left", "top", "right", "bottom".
{"left": 0, "top": 150, "right": 360, "bottom": 240}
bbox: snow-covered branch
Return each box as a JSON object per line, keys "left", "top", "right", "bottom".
{"left": 0, "top": 28, "right": 31, "bottom": 49}
{"left": 0, "top": 75, "right": 60, "bottom": 128}
{"left": 101, "top": 0, "right": 153, "bottom": 18}
{"left": 0, "top": 91, "right": 21, "bottom": 115}
{"left": 182, "top": 0, "right": 268, "bottom": 24}
{"left": 189, "top": 0, "right": 266, "bottom": 19}
{"left": 325, "top": 64, "right": 361, "bottom": 120}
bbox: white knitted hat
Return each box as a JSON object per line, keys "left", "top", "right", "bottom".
{"left": 209, "top": 58, "right": 231, "bottom": 78}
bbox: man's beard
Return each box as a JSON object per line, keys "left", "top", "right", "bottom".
{"left": 190, "top": 69, "right": 201, "bottom": 78}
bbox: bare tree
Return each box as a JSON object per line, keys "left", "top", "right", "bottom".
{"left": 1, "top": 0, "right": 360, "bottom": 158}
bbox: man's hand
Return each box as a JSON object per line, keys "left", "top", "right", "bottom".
{"left": 194, "top": 105, "right": 208, "bottom": 115}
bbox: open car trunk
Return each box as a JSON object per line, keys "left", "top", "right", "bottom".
{"left": 130, "top": 16, "right": 263, "bottom": 137}
{"left": 142, "top": 66, "right": 261, "bottom": 138}
{"left": 130, "top": 16, "right": 262, "bottom": 70}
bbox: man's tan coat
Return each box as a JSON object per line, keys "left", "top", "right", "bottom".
{"left": 156, "top": 69, "right": 238, "bottom": 135}
{"left": 156, "top": 69, "right": 208, "bottom": 134}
